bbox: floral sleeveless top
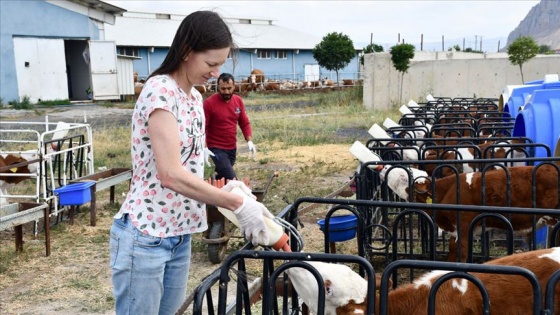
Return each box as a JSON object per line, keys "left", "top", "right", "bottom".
{"left": 115, "top": 74, "right": 207, "bottom": 237}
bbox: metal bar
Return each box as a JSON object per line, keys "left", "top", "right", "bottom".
{"left": 0, "top": 203, "right": 48, "bottom": 230}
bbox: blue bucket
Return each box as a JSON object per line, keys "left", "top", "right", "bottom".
{"left": 54, "top": 181, "right": 95, "bottom": 206}
{"left": 317, "top": 214, "right": 358, "bottom": 242}
{"left": 512, "top": 89, "right": 560, "bottom": 158}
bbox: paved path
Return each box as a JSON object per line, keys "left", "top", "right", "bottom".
{"left": 1, "top": 104, "right": 133, "bottom": 127}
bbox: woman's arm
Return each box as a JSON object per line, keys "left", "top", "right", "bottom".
{"left": 148, "top": 108, "right": 243, "bottom": 211}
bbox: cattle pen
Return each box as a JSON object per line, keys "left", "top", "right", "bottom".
{"left": 0, "top": 120, "right": 131, "bottom": 256}
{"left": 168, "top": 93, "right": 560, "bottom": 314}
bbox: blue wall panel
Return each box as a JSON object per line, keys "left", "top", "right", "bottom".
{"left": 1, "top": 0, "right": 100, "bottom": 102}
{"left": 133, "top": 47, "right": 360, "bottom": 83}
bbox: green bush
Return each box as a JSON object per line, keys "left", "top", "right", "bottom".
{"left": 11, "top": 96, "right": 34, "bottom": 110}
{"left": 37, "top": 99, "right": 71, "bottom": 106}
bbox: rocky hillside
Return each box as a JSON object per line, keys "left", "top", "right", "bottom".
{"left": 506, "top": 0, "right": 560, "bottom": 50}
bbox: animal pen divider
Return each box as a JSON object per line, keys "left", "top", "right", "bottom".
{"left": 179, "top": 193, "right": 560, "bottom": 314}
{"left": 0, "top": 120, "right": 127, "bottom": 255}
{"left": 354, "top": 156, "right": 560, "bottom": 262}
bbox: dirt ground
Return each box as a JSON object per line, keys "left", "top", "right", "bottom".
{"left": 0, "top": 104, "right": 360, "bottom": 315}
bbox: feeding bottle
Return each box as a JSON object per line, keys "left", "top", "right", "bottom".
{"left": 217, "top": 187, "right": 291, "bottom": 252}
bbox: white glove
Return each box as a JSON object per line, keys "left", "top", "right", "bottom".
{"left": 233, "top": 196, "right": 274, "bottom": 246}
{"left": 221, "top": 180, "right": 256, "bottom": 200}
{"left": 247, "top": 141, "right": 257, "bottom": 159}
{"left": 204, "top": 148, "right": 215, "bottom": 167}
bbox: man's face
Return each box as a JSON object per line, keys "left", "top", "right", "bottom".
{"left": 218, "top": 79, "right": 235, "bottom": 101}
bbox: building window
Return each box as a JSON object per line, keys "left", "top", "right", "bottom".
{"left": 117, "top": 46, "right": 139, "bottom": 57}
{"left": 275, "top": 50, "right": 287, "bottom": 59}
{"left": 257, "top": 49, "right": 270, "bottom": 59}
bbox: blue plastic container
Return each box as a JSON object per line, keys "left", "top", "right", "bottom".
{"left": 536, "top": 226, "right": 550, "bottom": 249}
{"left": 54, "top": 181, "right": 95, "bottom": 206}
{"left": 513, "top": 89, "right": 560, "bottom": 158}
{"left": 503, "top": 85, "right": 541, "bottom": 119}
{"left": 504, "top": 82, "right": 560, "bottom": 119}
{"left": 317, "top": 214, "right": 358, "bottom": 242}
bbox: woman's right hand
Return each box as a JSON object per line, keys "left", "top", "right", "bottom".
{"left": 233, "top": 197, "right": 274, "bottom": 246}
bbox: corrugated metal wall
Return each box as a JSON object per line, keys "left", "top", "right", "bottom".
{"left": 117, "top": 56, "right": 134, "bottom": 96}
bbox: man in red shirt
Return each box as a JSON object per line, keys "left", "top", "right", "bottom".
{"left": 204, "top": 73, "right": 256, "bottom": 180}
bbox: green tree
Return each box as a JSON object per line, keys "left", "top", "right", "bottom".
{"left": 448, "top": 44, "right": 461, "bottom": 52}
{"left": 360, "top": 43, "right": 384, "bottom": 65}
{"left": 539, "top": 44, "right": 552, "bottom": 54}
{"left": 507, "top": 36, "right": 539, "bottom": 83}
{"left": 390, "top": 43, "right": 415, "bottom": 105}
{"left": 312, "top": 32, "right": 356, "bottom": 84}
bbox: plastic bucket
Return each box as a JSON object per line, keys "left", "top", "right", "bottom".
{"left": 53, "top": 181, "right": 95, "bottom": 206}
{"left": 317, "top": 214, "right": 358, "bottom": 242}
{"left": 512, "top": 89, "right": 560, "bottom": 158}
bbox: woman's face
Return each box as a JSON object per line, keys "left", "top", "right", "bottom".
{"left": 184, "top": 47, "right": 230, "bottom": 86}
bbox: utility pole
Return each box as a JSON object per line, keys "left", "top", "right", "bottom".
{"left": 474, "top": 35, "right": 478, "bottom": 51}
{"left": 474, "top": 35, "right": 483, "bottom": 51}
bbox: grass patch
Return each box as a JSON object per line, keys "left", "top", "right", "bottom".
{"left": 37, "top": 99, "right": 71, "bottom": 106}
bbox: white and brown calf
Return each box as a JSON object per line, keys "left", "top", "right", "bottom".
{"left": 380, "top": 164, "right": 559, "bottom": 262}
{"left": 286, "top": 248, "right": 560, "bottom": 314}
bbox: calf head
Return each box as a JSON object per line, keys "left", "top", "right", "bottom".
{"left": 379, "top": 165, "right": 431, "bottom": 202}
{"left": 285, "top": 261, "right": 367, "bottom": 314}
{"left": 0, "top": 153, "right": 39, "bottom": 185}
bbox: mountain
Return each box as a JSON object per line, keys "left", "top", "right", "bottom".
{"left": 505, "top": 0, "right": 560, "bottom": 50}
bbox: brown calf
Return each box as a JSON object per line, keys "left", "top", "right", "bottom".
{"left": 380, "top": 164, "right": 560, "bottom": 262}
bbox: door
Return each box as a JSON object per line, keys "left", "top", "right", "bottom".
{"left": 89, "top": 41, "right": 119, "bottom": 100}
{"left": 304, "top": 64, "right": 320, "bottom": 82}
{"left": 13, "top": 37, "right": 68, "bottom": 103}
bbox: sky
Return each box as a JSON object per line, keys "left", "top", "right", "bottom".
{"left": 104, "top": 0, "right": 541, "bottom": 52}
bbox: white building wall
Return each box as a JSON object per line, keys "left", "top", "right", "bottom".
{"left": 362, "top": 52, "right": 560, "bottom": 109}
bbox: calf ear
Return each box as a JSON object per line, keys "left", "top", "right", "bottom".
{"left": 413, "top": 177, "right": 431, "bottom": 194}
{"left": 373, "top": 274, "right": 393, "bottom": 291}
{"left": 324, "top": 279, "right": 333, "bottom": 297}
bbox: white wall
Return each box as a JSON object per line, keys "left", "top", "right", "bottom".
{"left": 362, "top": 52, "right": 560, "bottom": 109}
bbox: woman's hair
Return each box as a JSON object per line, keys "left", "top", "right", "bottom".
{"left": 149, "top": 11, "right": 234, "bottom": 79}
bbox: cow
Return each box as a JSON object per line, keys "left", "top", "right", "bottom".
{"left": 341, "top": 79, "right": 355, "bottom": 86}
{"left": 263, "top": 80, "right": 280, "bottom": 91}
{"left": 193, "top": 85, "right": 207, "bottom": 94}
{"left": 280, "top": 81, "right": 296, "bottom": 90}
{"left": 422, "top": 139, "right": 528, "bottom": 177}
{"left": 379, "top": 164, "right": 560, "bottom": 262}
{"left": 285, "top": 248, "right": 560, "bottom": 315}
{"left": 249, "top": 69, "right": 265, "bottom": 91}
{"left": 0, "top": 152, "right": 40, "bottom": 207}
{"left": 234, "top": 79, "right": 254, "bottom": 93}
{"left": 322, "top": 78, "right": 335, "bottom": 87}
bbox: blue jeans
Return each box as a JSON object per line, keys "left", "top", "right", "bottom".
{"left": 110, "top": 214, "right": 192, "bottom": 315}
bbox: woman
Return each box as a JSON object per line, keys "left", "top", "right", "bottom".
{"left": 109, "top": 11, "right": 273, "bottom": 315}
